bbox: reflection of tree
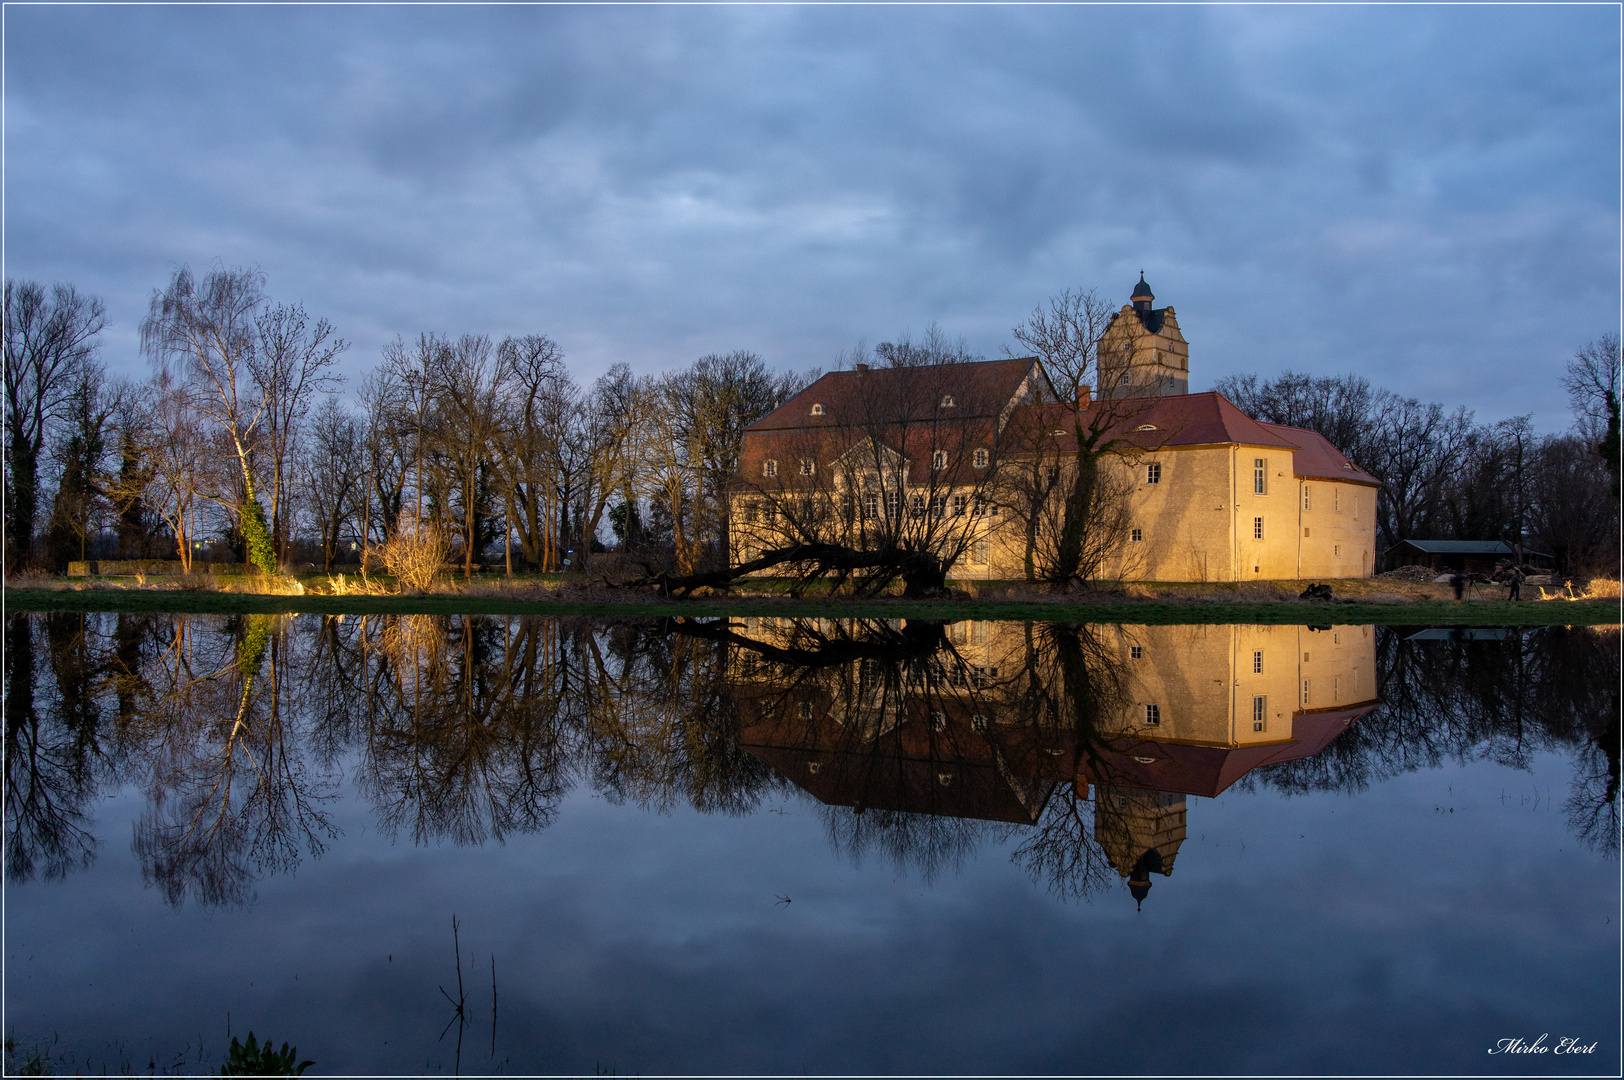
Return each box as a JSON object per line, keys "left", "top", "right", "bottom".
{"left": 693, "top": 617, "right": 1134, "bottom": 898}
{"left": 351, "top": 615, "right": 570, "bottom": 846}
{"left": 127, "top": 614, "right": 337, "bottom": 908}
{"left": 1246, "top": 625, "right": 1620, "bottom": 857}
{"left": 5, "top": 614, "right": 102, "bottom": 881}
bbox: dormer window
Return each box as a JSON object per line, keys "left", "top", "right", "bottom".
{"left": 763, "top": 459, "right": 778, "bottom": 478}
{"left": 973, "top": 448, "right": 989, "bottom": 469}
{"left": 799, "top": 458, "right": 816, "bottom": 476}
{"left": 1136, "top": 424, "right": 1158, "bottom": 431}
{"left": 941, "top": 395, "right": 956, "bottom": 408}
{"left": 931, "top": 450, "right": 948, "bottom": 470}
{"left": 811, "top": 403, "right": 825, "bottom": 416}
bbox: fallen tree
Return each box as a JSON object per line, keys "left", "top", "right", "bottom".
{"left": 622, "top": 541, "right": 953, "bottom": 600}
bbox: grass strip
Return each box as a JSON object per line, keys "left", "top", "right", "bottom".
{"left": 4, "top": 587, "right": 1617, "bottom": 626}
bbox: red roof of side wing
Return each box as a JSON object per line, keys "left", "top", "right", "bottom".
{"left": 1256, "top": 422, "right": 1380, "bottom": 486}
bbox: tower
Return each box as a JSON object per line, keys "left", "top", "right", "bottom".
{"left": 1097, "top": 273, "right": 1190, "bottom": 399}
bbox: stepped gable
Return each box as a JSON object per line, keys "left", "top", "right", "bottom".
{"left": 745, "top": 357, "right": 1039, "bottom": 432}
{"left": 1256, "top": 421, "right": 1379, "bottom": 487}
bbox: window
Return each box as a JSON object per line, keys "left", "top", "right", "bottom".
{"left": 1129, "top": 645, "right": 1143, "bottom": 659}
{"left": 971, "top": 498, "right": 986, "bottom": 518}
{"left": 1253, "top": 517, "right": 1264, "bottom": 541}
{"left": 973, "top": 448, "right": 989, "bottom": 469}
{"left": 952, "top": 494, "right": 967, "bottom": 517}
{"left": 1333, "top": 544, "right": 1341, "bottom": 558}
{"left": 1130, "top": 528, "right": 1143, "bottom": 542}
{"left": 1253, "top": 695, "right": 1267, "bottom": 732}
{"left": 884, "top": 491, "right": 900, "bottom": 519}
{"left": 931, "top": 450, "right": 948, "bottom": 470}
{"left": 1147, "top": 462, "right": 1161, "bottom": 485}
{"left": 763, "top": 459, "right": 778, "bottom": 478}
{"left": 1332, "top": 631, "right": 1340, "bottom": 644}
{"left": 810, "top": 402, "right": 824, "bottom": 416}
{"left": 1334, "top": 489, "right": 1341, "bottom": 512}
{"left": 763, "top": 504, "right": 777, "bottom": 524}
{"left": 931, "top": 711, "right": 948, "bottom": 730}
{"left": 940, "top": 395, "right": 956, "bottom": 408}
{"left": 1145, "top": 703, "right": 1161, "bottom": 726}
{"left": 933, "top": 495, "right": 948, "bottom": 519}
{"left": 1304, "top": 527, "right": 1310, "bottom": 538}
{"left": 1333, "top": 675, "right": 1341, "bottom": 702}
{"left": 863, "top": 493, "right": 878, "bottom": 520}
{"left": 1046, "top": 465, "right": 1060, "bottom": 485}
{"left": 910, "top": 493, "right": 927, "bottom": 518}
{"left": 799, "top": 458, "right": 816, "bottom": 476}
{"left": 798, "top": 701, "right": 813, "bottom": 720}
{"left": 1254, "top": 458, "right": 1267, "bottom": 495}
{"left": 1352, "top": 494, "right": 1359, "bottom": 519}
{"left": 971, "top": 714, "right": 988, "bottom": 731}
{"left": 1303, "top": 485, "right": 1311, "bottom": 510}
{"left": 1252, "top": 650, "right": 1263, "bottom": 674}
{"left": 745, "top": 502, "right": 758, "bottom": 524}
{"left": 972, "top": 537, "right": 990, "bottom": 565}
{"left": 1136, "top": 423, "right": 1158, "bottom": 432}
{"left": 1302, "top": 679, "right": 1311, "bottom": 705}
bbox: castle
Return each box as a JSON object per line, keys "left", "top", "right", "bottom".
{"left": 734, "top": 277, "right": 1378, "bottom": 583}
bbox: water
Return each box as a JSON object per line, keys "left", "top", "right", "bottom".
{"left": 4, "top": 613, "right": 1618, "bottom": 1075}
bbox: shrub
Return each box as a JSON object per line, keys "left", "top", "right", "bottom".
{"left": 378, "top": 517, "right": 451, "bottom": 592}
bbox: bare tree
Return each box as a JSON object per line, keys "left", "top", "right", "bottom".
{"left": 4, "top": 280, "right": 106, "bottom": 571}
{"left": 431, "top": 335, "right": 510, "bottom": 578}
{"left": 1565, "top": 332, "right": 1621, "bottom": 498}
{"left": 251, "top": 302, "right": 346, "bottom": 559}
{"left": 1004, "top": 289, "right": 1156, "bottom": 585}
{"left": 140, "top": 266, "right": 278, "bottom": 573}
{"left": 143, "top": 371, "right": 210, "bottom": 571}
{"left": 301, "top": 396, "right": 366, "bottom": 570}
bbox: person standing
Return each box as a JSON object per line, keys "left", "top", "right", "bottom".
{"left": 1508, "top": 566, "right": 1524, "bottom": 602}
{"left": 1450, "top": 572, "right": 1466, "bottom": 602}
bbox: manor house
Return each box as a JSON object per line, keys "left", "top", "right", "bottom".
{"left": 734, "top": 277, "right": 1378, "bottom": 582}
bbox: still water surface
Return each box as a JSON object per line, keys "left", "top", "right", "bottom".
{"left": 5, "top": 613, "right": 1618, "bottom": 1075}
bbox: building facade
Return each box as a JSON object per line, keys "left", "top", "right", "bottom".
{"left": 732, "top": 279, "right": 1379, "bottom": 582}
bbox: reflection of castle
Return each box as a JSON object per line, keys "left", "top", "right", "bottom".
{"left": 728, "top": 619, "right": 1379, "bottom": 905}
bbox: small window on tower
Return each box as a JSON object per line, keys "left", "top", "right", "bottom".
{"left": 1252, "top": 650, "right": 1263, "bottom": 674}
{"left": 1254, "top": 458, "right": 1267, "bottom": 495}
{"left": 1145, "top": 703, "right": 1161, "bottom": 726}
{"left": 1303, "top": 486, "right": 1312, "bottom": 510}
{"left": 1130, "top": 645, "right": 1143, "bottom": 659}
{"left": 1253, "top": 517, "right": 1264, "bottom": 541}
{"left": 1130, "top": 528, "right": 1143, "bottom": 542}
{"left": 1334, "top": 489, "right": 1341, "bottom": 512}
{"left": 810, "top": 403, "right": 825, "bottom": 416}
{"left": 1147, "top": 462, "right": 1161, "bottom": 485}
{"left": 1253, "top": 695, "right": 1267, "bottom": 732}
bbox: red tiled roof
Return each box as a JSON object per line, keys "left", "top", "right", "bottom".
{"left": 1080, "top": 702, "right": 1378, "bottom": 798}
{"left": 1256, "top": 421, "right": 1380, "bottom": 486}
{"left": 1007, "top": 393, "right": 1379, "bottom": 487}
{"left": 1011, "top": 391, "right": 1302, "bottom": 451}
{"left": 746, "top": 358, "right": 1042, "bottom": 432}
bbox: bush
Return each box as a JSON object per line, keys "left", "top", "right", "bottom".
{"left": 377, "top": 517, "right": 451, "bottom": 592}
{"left": 220, "top": 1032, "right": 312, "bottom": 1077}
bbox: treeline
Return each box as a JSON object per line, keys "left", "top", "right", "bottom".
{"left": 1214, "top": 349, "right": 1622, "bottom": 575}
{"left": 5, "top": 266, "right": 1618, "bottom": 577}
{"left": 3, "top": 265, "right": 808, "bottom": 575}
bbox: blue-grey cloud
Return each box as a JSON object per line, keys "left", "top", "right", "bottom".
{"left": 5, "top": 5, "right": 1617, "bottom": 429}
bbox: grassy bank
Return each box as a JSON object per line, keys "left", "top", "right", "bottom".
{"left": 4, "top": 584, "right": 1616, "bottom": 626}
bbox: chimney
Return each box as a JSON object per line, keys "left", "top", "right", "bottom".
{"left": 1076, "top": 385, "right": 1092, "bottom": 408}
{"left": 855, "top": 363, "right": 869, "bottom": 373}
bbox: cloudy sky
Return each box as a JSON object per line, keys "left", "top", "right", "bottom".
{"left": 5, "top": 4, "right": 1618, "bottom": 430}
